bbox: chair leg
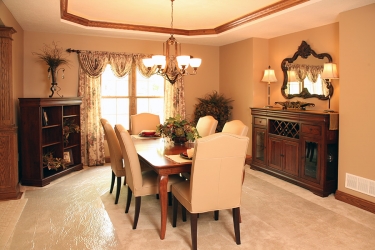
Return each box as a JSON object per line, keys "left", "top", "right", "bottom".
{"left": 133, "top": 196, "right": 141, "bottom": 229}
{"left": 125, "top": 186, "right": 132, "bottom": 213}
{"left": 191, "top": 213, "right": 198, "bottom": 250}
{"left": 214, "top": 210, "right": 219, "bottom": 220}
{"left": 168, "top": 192, "right": 172, "bottom": 206}
{"left": 110, "top": 171, "right": 115, "bottom": 194}
{"left": 172, "top": 195, "right": 178, "bottom": 227}
{"left": 182, "top": 205, "right": 187, "bottom": 222}
{"left": 233, "top": 207, "right": 241, "bottom": 245}
{"left": 114, "top": 176, "right": 121, "bottom": 204}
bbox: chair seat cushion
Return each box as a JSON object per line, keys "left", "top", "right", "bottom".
{"left": 171, "top": 181, "right": 192, "bottom": 212}
{"left": 133, "top": 171, "right": 185, "bottom": 197}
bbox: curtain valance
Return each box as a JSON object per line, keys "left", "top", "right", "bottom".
{"left": 286, "top": 63, "right": 324, "bottom": 83}
{"left": 76, "top": 50, "right": 157, "bottom": 78}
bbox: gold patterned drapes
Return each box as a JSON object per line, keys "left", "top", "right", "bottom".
{"left": 164, "top": 77, "right": 186, "bottom": 120}
{"left": 75, "top": 50, "right": 184, "bottom": 166}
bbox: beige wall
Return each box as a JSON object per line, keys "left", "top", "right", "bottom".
{"left": 338, "top": 4, "right": 375, "bottom": 203}
{"left": 219, "top": 38, "right": 270, "bottom": 154}
{"left": 0, "top": 0, "right": 24, "bottom": 123}
{"left": 23, "top": 31, "right": 219, "bottom": 119}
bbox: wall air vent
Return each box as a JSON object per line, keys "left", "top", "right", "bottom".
{"left": 345, "top": 173, "right": 375, "bottom": 197}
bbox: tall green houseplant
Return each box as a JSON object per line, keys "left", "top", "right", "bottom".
{"left": 193, "top": 91, "right": 233, "bottom": 132}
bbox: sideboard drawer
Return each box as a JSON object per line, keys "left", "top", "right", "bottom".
{"left": 254, "top": 117, "right": 266, "bottom": 127}
{"left": 301, "top": 124, "right": 321, "bottom": 136}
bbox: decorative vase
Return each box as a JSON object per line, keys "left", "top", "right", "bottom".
{"left": 172, "top": 136, "right": 187, "bottom": 145}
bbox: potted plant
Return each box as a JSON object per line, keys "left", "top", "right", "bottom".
{"left": 43, "top": 152, "right": 67, "bottom": 170}
{"left": 63, "top": 118, "right": 80, "bottom": 146}
{"left": 193, "top": 91, "right": 233, "bottom": 132}
{"left": 156, "top": 114, "right": 200, "bottom": 144}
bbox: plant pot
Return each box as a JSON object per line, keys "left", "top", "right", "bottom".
{"left": 173, "top": 137, "right": 187, "bottom": 145}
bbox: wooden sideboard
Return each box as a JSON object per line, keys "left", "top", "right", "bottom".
{"left": 250, "top": 107, "right": 339, "bottom": 197}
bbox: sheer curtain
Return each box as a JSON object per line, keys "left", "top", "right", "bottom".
{"left": 75, "top": 50, "right": 179, "bottom": 166}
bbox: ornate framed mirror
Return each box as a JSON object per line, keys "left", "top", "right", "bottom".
{"left": 281, "top": 41, "right": 333, "bottom": 100}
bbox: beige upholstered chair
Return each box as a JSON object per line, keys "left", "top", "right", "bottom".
{"left": 114, "top": 124, "right": 185, "bottom": 229}
{"left": 221, "top": 120, "right": 249, "bottom": 221}
{"left": 130, "top": 113, "right": 160, "bottom": 135}
{"left": 100, "top": 118, "right": 125, "bottom": 204}
{"left": 195, "top": 115, "right": 218, "bottom": 137}
{"left": 171, "top": 133, "right": 249, "bottom": 250}
{"left": 222, "top": 120, "right": 249, "bottom": 136}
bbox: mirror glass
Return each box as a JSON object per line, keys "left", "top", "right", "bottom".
{"left": 281, "top": 41, "right": 334, "bottom": 100}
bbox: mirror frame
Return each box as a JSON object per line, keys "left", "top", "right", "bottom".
{"left": 281, "top": 41, "right": 333, "bottom": 100}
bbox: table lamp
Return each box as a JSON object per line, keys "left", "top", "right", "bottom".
{"left": 261, "top": 66, "right": 277, "bottom": 108}
{"left": 321, "top": 63, "right": 339, "bottom": 112}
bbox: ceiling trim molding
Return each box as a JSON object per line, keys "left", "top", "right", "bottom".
{"left": 60, "top": 0, "right": 308, "bottom": 36}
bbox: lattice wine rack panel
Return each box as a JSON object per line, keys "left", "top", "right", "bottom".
{"left": 269, "top": 120, "right": 300, "bottom": 139}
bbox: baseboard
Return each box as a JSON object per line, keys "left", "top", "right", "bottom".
{"left": 335, "top": 190, "right": 375, "bottom": 214}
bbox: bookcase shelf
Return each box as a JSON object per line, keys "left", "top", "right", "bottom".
{"left": 19, "top": 98, "right": 83, "bottom": 187}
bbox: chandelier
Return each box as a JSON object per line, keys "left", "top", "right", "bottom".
{"left": 142, "top": 0, "right": 202, "bottom": 84}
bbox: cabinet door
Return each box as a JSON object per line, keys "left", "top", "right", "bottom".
{"left": 268, "top": 136, "right": 283, "bottom": 170}
{"left": 253, "top": 127, "right": 266, "bottom": 166}
{"left": 301, "top": 137, "right": 320, "bottom": 183}
{"left": 283, "top": 140, "right": 299, "bottom": 176}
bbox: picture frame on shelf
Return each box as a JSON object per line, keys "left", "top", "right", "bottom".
{"left": 63, "top": 149, "right": 74, "bottom": 166}
{"left": 42, "top": 109, "right": 49, "bottom": 126}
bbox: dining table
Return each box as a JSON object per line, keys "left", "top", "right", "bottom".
{"left": 131, "top": 136, "right": 193, "bottom": 240}
{"left": 131, "top": 135, "right": 252, "bottom": 240}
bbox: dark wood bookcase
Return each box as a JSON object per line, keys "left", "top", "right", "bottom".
{"left": 18, "top": 98, "right": 83, "bottom": 186}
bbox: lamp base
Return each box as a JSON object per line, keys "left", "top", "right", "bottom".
{"left": 264, "top": 105, "right": 273, "bottom": 108}
{"left": 323, "top": 109, "right": 335, "bottom": 113}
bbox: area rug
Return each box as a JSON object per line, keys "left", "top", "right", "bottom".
{"left": 0, "top": 199, "right": 28, "bottom": 249}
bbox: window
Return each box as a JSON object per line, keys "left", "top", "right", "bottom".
{"left": 287, "top": 74, "right": 325, "bottom": 95}
{"left": 101, "top": 64, "right": 164, "bottom": 129}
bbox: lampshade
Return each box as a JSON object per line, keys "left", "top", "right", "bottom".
{"left": 190, "top": 58, "right": 202, "bottom": 68}
{"left": 142, "top": 58, "right": 154, "bottom": 68}
{"left": 152, "top": 55, "right": 166, "bottom": 66}
{"left": 261, "top": 66, "right": 277, "bottom": 83}
{"left": 176, "top": 55, "right": 190, "bottom": 69}
{"left": 287, "top": 70, "right": 297, "bottom": 82}
{"left": 321, "top": 63, "right": 339, "bottom": 79}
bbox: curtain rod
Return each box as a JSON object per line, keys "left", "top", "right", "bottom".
{"left": 66, "top": 48, "right": 81, "bottom": 53}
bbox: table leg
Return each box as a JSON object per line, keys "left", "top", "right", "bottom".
{"left": 158, "top": 174, "right": 169, "bottom": 240}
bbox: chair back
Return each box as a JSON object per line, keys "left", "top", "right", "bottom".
{"left": 189, "top": 133, "right": 249, "bottom": 212}
{"left": 222, "top": 120, "right": 249, "bottom": 136}
{"left": 195, "top": 115, "right": 218, "bottom": 137}
{"left": 100, "top": 118, "right": 124, "bottom": 175}
{"left": 130, "top": 113, "right": 160, "bottom": 135}
{"left": 114, "top": 124, "right": 143, "bottom": 192}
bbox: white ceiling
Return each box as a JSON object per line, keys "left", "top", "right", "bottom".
{"left": 2, "top": 0, "right": 375, "bottom": 46}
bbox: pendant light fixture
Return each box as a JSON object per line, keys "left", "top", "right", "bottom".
{"left": 142, "top": 0, "right": 202, "bottom": 84}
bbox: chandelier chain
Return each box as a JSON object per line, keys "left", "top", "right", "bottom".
{"left": 170, "top": 0, "right": 174, "bottom": 35}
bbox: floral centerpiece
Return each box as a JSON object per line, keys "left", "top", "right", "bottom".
{"left": 156, "top": 114, "right": 200, "bottom": 144}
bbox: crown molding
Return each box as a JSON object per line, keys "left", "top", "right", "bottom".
{"left": 60, "top": 0, "right": 308, "bottom": 36}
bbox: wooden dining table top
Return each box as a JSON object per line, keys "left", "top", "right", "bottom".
{"left": 132, "top": 137, "right": 194, "bottom": 171}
